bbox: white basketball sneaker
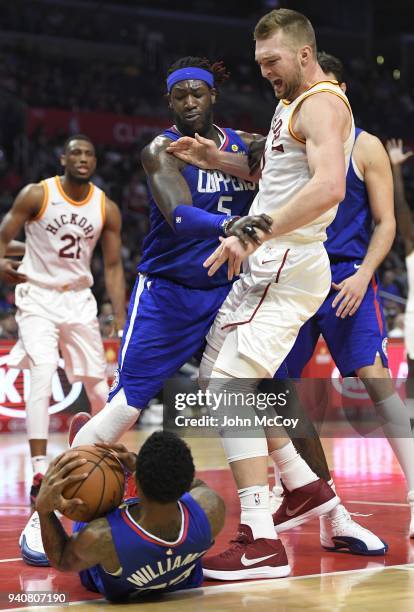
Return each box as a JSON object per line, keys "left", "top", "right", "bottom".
{"left": 320, "top": 504, "right": 388, "bottom": 555}
{"left": 408, "top": 490, "right": 414, "bottom": 538}
{"left": 19, "top": 511, "right": 49, "bottom": 566}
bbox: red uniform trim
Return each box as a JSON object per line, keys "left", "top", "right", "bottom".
{"left": 275, "top": 248, "right": 290, "bottom": 282}
{"left": 219, "top": 127, "right": 229, "bottom": 150}
{"left": 371, "top": 275, "right": 384, "bottom": 335}
{"left": 221, "top": 248, "right": 290, "bottom": 330}
{"left": 222, "top": 282, "right": 271, "bottom": 330}
{"left": 121, "top": 501, "right": 189, "bottom": 547}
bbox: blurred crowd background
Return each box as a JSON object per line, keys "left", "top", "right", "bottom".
{"left": 0, "top": 0, "right": 413, "bottom": 340}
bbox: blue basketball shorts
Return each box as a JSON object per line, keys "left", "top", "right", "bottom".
{"left": 108, "top": 274, "right": 231, "bottom": 409}
{"left": 285, "top": 261, "right": 388, "bottom": 378}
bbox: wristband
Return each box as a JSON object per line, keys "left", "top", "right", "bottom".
{"left": 173, "top": 204, "right": 232, "bottom": 239}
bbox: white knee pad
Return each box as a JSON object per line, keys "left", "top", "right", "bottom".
{"left": 208, "top": 371, "right": 268, "bottom": 463}
{"left": 26, "top": 363, "right": 56, "bottom": 440}
{"left": 83, "top": 378, "right": 109, "bottom": 415}
{"left": 222, "top": 436, "right": 269, "bottom": 463}
{"left": 71, "top": 389, "right": 139, "bottom": 447}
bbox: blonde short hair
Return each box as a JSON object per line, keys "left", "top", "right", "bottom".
{"left": 254, "top": 8, "right": 317, "bottom": 55}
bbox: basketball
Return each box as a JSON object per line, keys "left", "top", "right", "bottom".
{"left": 61, "top": 445, "right": 125, "bottom": 522}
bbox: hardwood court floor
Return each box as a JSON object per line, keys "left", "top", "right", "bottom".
{"left": 1, "top": 430, "right": 414, "bottom": 610}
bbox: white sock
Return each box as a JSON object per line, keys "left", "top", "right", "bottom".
{"left": 239, "top": 485, "right": 277, "bottom": 540}
{"left": 31, "top": 455, "right": 48, "bottom": 475}
{"left": 375, "top": 393, "right": 414, "bottom": 491}
{"left": 273, "top": 465, "right": 282, "bottom": 491}
{"left": 270, "top": 442, "right": 318, "bottom": 492}
{"left": 71, "top": 390, "right": 139, "bottom": 446}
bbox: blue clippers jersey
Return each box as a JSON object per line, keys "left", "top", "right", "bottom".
{"left": 80, "top": 493, "right": 212, "bottom": 600}
{"left": 325, "top": 128, "right": 372, "bottom": 261}
{"left": 138, "top": 126, "right": 256, "bottom": 288}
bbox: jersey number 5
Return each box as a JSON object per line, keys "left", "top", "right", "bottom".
{"left": 59, "top": 234, "right": 82, "bottom": 259}
{"left": 217, "top": 196, "right": 233, "bottom": 215}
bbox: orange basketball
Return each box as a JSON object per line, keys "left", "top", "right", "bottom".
{"left": 61, "top": 445, "right": 125, "bottom": 522}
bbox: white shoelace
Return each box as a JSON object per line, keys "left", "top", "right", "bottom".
{"left": 329, "top": 508, "right": 372, "bottom": 531}
{"left": 27, "top": 514, "right": 44, "bottom": 550}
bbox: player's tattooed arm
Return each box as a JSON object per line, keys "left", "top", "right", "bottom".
{"left": 59, "top": 518, "right": 120, "bottom": 573}
{"left": 101, "top": 198, "right": 127, "bottom": 332}
{"left": 166, "top": 132, "right": 263, "bottom": 183}
{"left": 189, "top": 478, "right": 225, "bottom": 539}
{"left": 0, "top": 183, "right": 43, "bottom": 283}
{"left": 36, "top": 451, "right": 120, "bottom": 572}
{"left": 40, "top": 512, "right": 118, "bottom": 572}
{"left": 141, "top": 135, "right": 193, "bottom": 226}
{"left": 386, "top": 138, "right": 414, "bottom": 255}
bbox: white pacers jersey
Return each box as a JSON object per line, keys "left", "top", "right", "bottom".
{"left": 250, "top": 80, "right": 355, "bottom": 243}
{"left": 19, "top": 176, "right": 105, "bottom": 289}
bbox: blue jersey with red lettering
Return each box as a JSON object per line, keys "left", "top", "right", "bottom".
{"left": 138, "top": 125, "right": 256, "bottom": 289}
{"left": 325, "top": 128, "right": 372, "bottom": 262}
{"left": 75, "top": 493, "right": 212, "bottom": 602}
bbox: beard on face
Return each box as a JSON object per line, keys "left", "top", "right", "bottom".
{"left": 173, "top": 107, "right": 214, "bottom": 137}
{"left": 275, "top": 59, "right": 302, "bottom": 101}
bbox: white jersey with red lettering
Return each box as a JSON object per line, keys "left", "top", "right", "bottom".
{"left": 205, "top": 81, "right": 355, "bottom": 377}
{"left": 249, "top": 80, "right": 355, "bottom": 244}
{"left": 19, "top": 176, "right": 106, "bottom": 289}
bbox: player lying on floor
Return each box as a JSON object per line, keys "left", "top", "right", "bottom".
{"left": 35, "top": 431, "right": 224, "bottom": 602}
{"left": 21, "top": 51, "right": 386, "bottom": 569}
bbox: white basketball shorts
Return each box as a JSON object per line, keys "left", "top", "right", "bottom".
{"left": 8, "top": 283, "right": 106, "bottom": 381}
{"left": 206, "top": 241, "right": 331, "bottom": 377}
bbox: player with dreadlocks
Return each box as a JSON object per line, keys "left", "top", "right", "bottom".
{"left": 22, "top": 56, "right": 353, "bottom": 577}
{"left": 23, "top": 55, "right": 264, "bottom": 566}
{"left": 65, "top": 55, "right": 270, "bottom": 453}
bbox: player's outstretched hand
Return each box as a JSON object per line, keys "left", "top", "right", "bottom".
{"left": 35, "top": 451, "right": 88, "bottom": 515}
{"left": 204, "top": 235, "right": 256, "bottom": 280}
{"left": 386, "top": 138, "right": 413, "bottom": 166}
{"left": 226, "top": 214, "right": 273, "bottom": 247}
{"left": 0, "top": 258, "right": 27, "bottom": 284}
{"left": 166, "top": 133, "right": 219, "bottom": 169}
{"left": 331, "top": 271, "right": 370, "bottom": 318}
{"left": 94, "top": 442, "right": 137, "bottom": 473}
